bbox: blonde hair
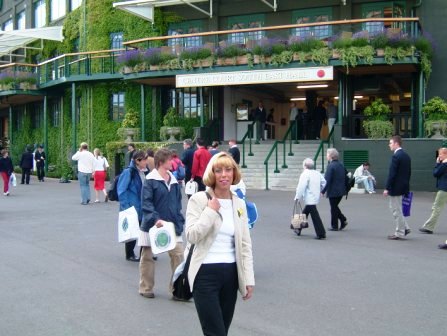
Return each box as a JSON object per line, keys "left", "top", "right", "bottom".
{"left": 93, "top": 148, "right": 101, "bottom": 157}
{"left": 202, "top": 152, "right": 241, "bottom": 188}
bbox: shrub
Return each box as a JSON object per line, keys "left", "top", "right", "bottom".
{"left": 364, "top": 98, "right": 391, "bottom": 121}
{"left": 121, "top": 108, "right": 139, "bottom": 128}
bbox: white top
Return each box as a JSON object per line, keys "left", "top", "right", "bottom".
{"left": 71, "top": 150, "right": 95, "bottom": 174}
{"left": 94, "top": 156, "right": 109, "bottom": 171}
{"left": 202, "top": 199, "right": 236, "bottom": 264}
{"left": 230, "top": 179, "right": 246, "bottom": 198}
{"left": 294, "top": 169, "right": 326, "bottom": 205}
{"left": 290, "top": 107, "right": 298, "bottom": 120}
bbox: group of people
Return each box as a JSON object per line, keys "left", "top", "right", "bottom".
{"left": 289, "top": 99, "right": 337, "bottom": 140}
{"left": 71, "top": 142, "right": 110, "bottom": 204}
{"left": 0, "top": 145, "right": 46, "bottom": 196}
{"left": 294, "top": 135, "right": 447, "bottom": 250}
{"left": 112, "top": 140, "right": 254, "bottom": 336}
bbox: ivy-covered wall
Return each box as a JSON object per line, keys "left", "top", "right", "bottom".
{"left": 10, "top": 0, "right": 182, "bottom": 176}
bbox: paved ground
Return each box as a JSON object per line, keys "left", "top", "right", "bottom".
{"left": 1, "top": 176, "right": 447, "bottom": 336}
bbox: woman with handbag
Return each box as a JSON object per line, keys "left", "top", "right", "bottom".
{"left": 294, "top": 158, "right": 327, "bottom": 239}
{"left": 0, "top": 149, "right": 14, "bottom": 196}
{"left": 185, "top": 152, "right": 255, "bottom": 336}
{"left": 117, "top": 150, "right": 148, "bottom": 262}
{"left": 93, "top": 148, "right": 109, "bottom": 203}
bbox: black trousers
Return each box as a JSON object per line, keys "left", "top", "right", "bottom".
{"left": 193, "top": 263, "right": 238, "bottom": 336}
{"left": 37, "top": 164, "right": 45, "bottom": 181}
{"left": 329, "top": 196, "right": 347, "bottom": 230}
{"left": 303, "top": 204, "right": 326, "bottom": 238}
{"left": 21, "top": 168, "right": 31, "bottom": 184}
{"left": 125, "top": 240, "right": 137, "bottom": 259}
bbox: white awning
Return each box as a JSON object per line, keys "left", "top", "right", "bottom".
{"left": 0, "top": 26, "right": 63, "bottom": 57}
{"left": 113, "top": 0, "right": 212, "bottom": 22}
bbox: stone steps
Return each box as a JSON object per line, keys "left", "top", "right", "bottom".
{"left": 239, "top": 141, "right": 321, "bottom": 190}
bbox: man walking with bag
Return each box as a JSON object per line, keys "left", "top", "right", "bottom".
{"left": 384, "top": 135, "right": 412, "bottom": 240}
{"left": 72, "top": 142, "right": 95, "bottom": 205}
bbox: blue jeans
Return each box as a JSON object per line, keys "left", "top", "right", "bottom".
{"left": 78, "top": 172, "right": 92, "bottom": 204}
{"left": 356, "top": 176, "right": 374, "bottom": 192}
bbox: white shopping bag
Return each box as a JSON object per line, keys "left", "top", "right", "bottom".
{"left": 117, "top": 206, "right": 140, "bottom": 243}
{"left": 149, "top": 221, "right": 177, "bottom": 255}
{"left": 184, "top": 180, "right": 198, "bottom": 196}
{"left": 9, "top": 173, "right": 17, "bottom": 187}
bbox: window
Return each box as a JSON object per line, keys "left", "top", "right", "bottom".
{"left": 70, "top": 0, "right": 82, "bottom": 11}
{"left": 3, "top": 19, "right": 13, "bottom": 32}
{"left": 110, "top": 92, "right": 125, "bottom": 122}
{"left": 51, "top": 0, "right": 67, "bottom": 21}
{"left": 362, "top": 2, "right": 406, "bottom": 34}
{"left": 34, "top": 0, "right": 46, "bottom": 28}
{"left": 170, "top": 87, "right": 210, "bottom": 119}
{"left": 51, "top": 99, "right": 61, "bottom": 127}
{"left": 227, "top": 15, "right": 265, "bottom": 44}
{"left": 32, "top": 104, "right": 44, "bottom": 129}
{"left": 168, "top": 20, "right": 203, "bottom": 50}
{"left": 16, "top": 11, "right": 26, "bottom": 30}
{"left": 14, "top": 107, "right": 25, "bottom": 131}
{"left": 110, "top": 32, "right": 123, "bottom": 50}
{"left": 292, "top": 8, "right": 332, "bottom": 39}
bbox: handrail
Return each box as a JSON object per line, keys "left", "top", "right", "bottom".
{"left": 313, "top": 126, "right": 335, "bottom": 173}
{"left": 263, "top": 121, "right": 299, "bottom": 190}
{"left": 239, "top": 121, "right": 256, "bottom": 169}
{"left": 0, "top": 62, "right": 39, "bottom": 69}
{"left": 124, "top": 17, "right": 420, "bottom": 47}
{"left": 38, "top": 48, "right": 125, "bottom": 66}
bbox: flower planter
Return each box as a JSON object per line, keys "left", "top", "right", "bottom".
{"left": 331, "top": 50, "right": 341, "bottom": 59}
{"left": 236, "top": 55, "right": 248, "bottom": 65}
{"left": 195, "top": 57, "right": 214, "bottom": 68}
{"left": 376, "top": 49, "right": 385, "bottom": 57}
{"left": 117, "top": 128, "right": 140, "bottom": 142}
{"left": 149, "top": 65, "right": 159, "bottom": 71}
{"left": 216, "top": 58, "right": 236, "bottom": 66}
{"left": 19, "top": 83, "right": 37, "bottom": 90}
{"left": 253, "top": 55, "right": 271, "bottom": 65}
{"left": 121, "top": 66, "right": 133, "bottom": 74}
{"left": 166, "top": 127, "right": 182, "bottom": 142}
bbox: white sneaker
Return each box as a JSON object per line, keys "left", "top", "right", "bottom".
{"left": 4, "top": 192, "right": 9, "bottom": 196}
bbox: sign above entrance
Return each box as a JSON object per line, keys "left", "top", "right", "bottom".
{"left": 176, "top": 66, "right": 333, "bottom": 88}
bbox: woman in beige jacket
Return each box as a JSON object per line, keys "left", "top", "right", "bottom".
{"left": 185, "top": 152, "right": 255, "bottom": 336}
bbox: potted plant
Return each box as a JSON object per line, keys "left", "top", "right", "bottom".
{"left": 117, "top": 108, "right": 140, "bottom": 142}
{"left": 423, "top": 96, "right": 447, "bottom": 138}
{"left": 160, "top": 107, "right": 185, "bottom": 141}
{"left": 117, "top": 49, "right": 142, "bottom": 73}
{"left": 216, "top": 44, "right": 247, "bottom": 66}
{"left": 362, "top": 98, "right": 394, "bottom": 139}
{"left": 0, "top": 73, "right": 15, "bottom": 90}
{"left": 17, "top": 73, "right": 38, "bottom": 90}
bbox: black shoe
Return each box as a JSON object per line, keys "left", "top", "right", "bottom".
{"left": 152, "top": 256, "right": 158, "bottom": 260}
{"left": 419, "top": 228, "right": 433, "bottom": 234}
{"left": 126, "top": 255, "right": 140, "bottom": 262}
{"left": 340, "top": 221, "right": 348, "bottom": 231}
{"left": 405, "top": 228, "right": 411, "bottom": 236}
{"left": 328, "top": 227, "right": 338, "bottom": 231}
{"left": 293, "top": 228, "right": 302, "bottom": 236}
{"left": 20, "top": 182, "right": 24, "bottom": 184}
{"left": 315, "top": 236, "right": 326, "bottom": 240}
{"left": 438, "top": 243, "right": 447, "bottom": 250}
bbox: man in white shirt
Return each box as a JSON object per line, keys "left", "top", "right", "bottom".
{"left": 353, "top": 162, "right": 376, "bottom": 193}
{"left": 72, "top": 142, "right": 95, "bottom": 205}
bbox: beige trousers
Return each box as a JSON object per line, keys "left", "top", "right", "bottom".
{"left": 139, "top": 242, "right": 184, "bottom": 295}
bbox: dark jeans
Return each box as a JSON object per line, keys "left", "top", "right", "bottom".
{"left": 194, "top": 176, "right": 206, "bottom": 192}
{"left": 303, "top": 204, "right": 326, "bottom": 238}
{"left": 21, "top": 168, "right": 31, "bottom": 184}
{"left": 125, "top": 240, "right": 137, "bottom": 259}
{"left": 193, "top": 263, "right": 238, "bottom": 336}
{"left": 37, "top": 164, "right": 45, "bottom": 181}
{"left": 329, "top": 196, "right": 347, "bottom": 230}
{"left": 314, "top": 119, "right": 324, "bottom": 139}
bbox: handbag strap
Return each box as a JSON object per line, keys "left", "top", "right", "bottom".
{"left": 293, "top": 200, "right": 304, "bottom": 215}
{"left": 182, "top": 192, "right": 212, "bottom": 276}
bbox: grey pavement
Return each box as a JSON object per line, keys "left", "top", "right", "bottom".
{"left": 1, "top": 176, "right": 447, "bottom": 336}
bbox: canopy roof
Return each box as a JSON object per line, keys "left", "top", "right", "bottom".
{"left": 0, "top": 26, "right": 63, "bottom": 57}
{"left": 113, "top": 0, "right": 212, "bottom": 21}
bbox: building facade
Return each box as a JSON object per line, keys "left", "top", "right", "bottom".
{"left": 0, "top": 0, "right": 445, "bottom": 189}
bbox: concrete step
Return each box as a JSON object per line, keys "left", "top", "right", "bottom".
{"left": 239, "top": 141, "right": 321, "bottom": 190}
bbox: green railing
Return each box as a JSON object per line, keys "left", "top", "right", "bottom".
{"left": 239, "top": 121, "right": 257, "bottom": 168}
{"left": 263, "top": 120, "right": 299, "bottom": 190}
{"left": 313, "top": 126, "right": 335, "bottom": 173}
{"left": 37, "top": 49, "right": 124, "bottom": 85}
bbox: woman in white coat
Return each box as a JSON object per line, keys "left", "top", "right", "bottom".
{"left": 185, "top": 152, "right": 254, "bottom": 336}
{"left": 294, "top": 158, "right": 327, "bottom": 239}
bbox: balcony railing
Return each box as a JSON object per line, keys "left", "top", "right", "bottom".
{"left": 0, "top": 17, "right": 424, "bottom": 89}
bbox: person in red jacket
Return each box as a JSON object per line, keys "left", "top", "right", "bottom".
{"left": 191, "top": 138, "right": 212, "bottom": 191}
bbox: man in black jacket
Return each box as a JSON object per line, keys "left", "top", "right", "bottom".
{"left": 181, "top": 138, "right": 195, "bottom": 182}
{"left": 35, "top": 145, "right": 46, "bottom": 182}
{"left": 228, "top": 139, "right": 240, "bottom": 165}
{"left": 19, "top": 145, "right": 34, "bottom": 185}
{"left": 384, "top": 135, "right": 412, "bottom": 240}
{"left": 254, "top": 101, "right": 267, "bottom": 141}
